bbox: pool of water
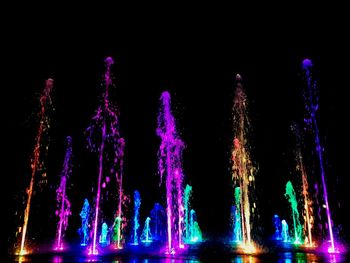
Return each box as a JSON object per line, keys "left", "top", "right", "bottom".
{"left": 9, "top": 242, "right": 349, "bottom": 262}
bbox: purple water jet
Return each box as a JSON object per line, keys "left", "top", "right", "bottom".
{"left": 86, "top": 57, "right": 125, "bottom": 254}
{"left": 302, "top": 59, "right": 335, "bottom": 252}
{"left": 55, "top": 136, "right": 73, "bottom": 250}
{"left": 157, "top": 91, "right": 185, "bottom": 254}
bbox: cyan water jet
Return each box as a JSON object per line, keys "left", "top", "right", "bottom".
{"left": 281, "top": 219, "right": 290, "bottom": 242}
{"left": 189, "top": 209, "right": 202, "bottom": 243}
{"left": 183, "top": 184, "right": 202, "bottom": 244}
{"left": 232, "top": 187, "right": 242, "bottom": 242}
{"left": 183, "top": 184, "right": 192, "bottom": 243}
{"left": 140, "top": 217, "right": 152, "bottom": 243}
{"left": 78, "top": 198, "right": 90, "bottom": 246}
{"left": 285, "top": 181, "right": 303, "bottom": 244}
{"left": 99, "top": 222, "right": 108, "bottom": 246}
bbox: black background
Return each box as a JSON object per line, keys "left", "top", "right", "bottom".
{"left": 3, "top": 5, "right": 349, "bottom": 254}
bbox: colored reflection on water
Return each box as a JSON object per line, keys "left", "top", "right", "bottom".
{"left": 10, "top": 250, "right": 349, "bottom": 262}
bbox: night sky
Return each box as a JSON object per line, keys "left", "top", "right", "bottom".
{"left": 4, "top": 8, "right": 348, "bottom": 254}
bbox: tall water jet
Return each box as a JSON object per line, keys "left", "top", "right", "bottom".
{"left": 291, "top": 124, "right": 314, "bottom": 247}
{"left": 301, "top": 59, "right": 335, "bottom": 252}
{"left": 285, "top": 181, "right": 303, "bottom": 244}
{"left": 18, "top": 78, "right": 54, "bottom": 255}
{"left": 86, "top": 57, "right": 125, "bottom": 254}
{"left": 140, "top": 217, "right": 152, "bottom": 243}
{"left": 55, "top": 136, "right": 73, "bottom": 250}
{"left": 157, "top": 91, "right": 185, "bottom": 253}
{"left": 78, "top": 198, "right": 90, "bottom": 246}
{"left": 132, "top": 190, "right": 141, "bottom": 245}
{"left": 231, "top": 74, "right": 256, "bottom": 252}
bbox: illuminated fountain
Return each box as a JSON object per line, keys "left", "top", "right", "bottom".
{"left": 183, "top": 184, "right": 192, "bottom": 244}
{"left": 78, "top": 198, "right": 90, "bottom": 246}
{"left": 150, "top": 203, "right": 166, "bottom": 241}
{"left": 292, "top": 124, "right": 314, "bottom": 247}
{"left": 86, "top": 57, "right": 125, "bottom": 254}
{"left": 157, "top": 91, "right": 185, "bottom": 254}
{"left": 285, "top": 181, "right": 303, "bottom": 244}
{"left": 272, "top": 214, "right": 282, "bottom": 241}
{"left": 140, "top": 217, "right": 152, "bottom": 243}
{"left": 231, "top": 74, "right": 257, "bottom": 253}
{"left": 132, "top": 190, "right": 141, "bottom": 245}
{"left": 302, "top": 59, "right": 336, "bottom": 253}
{"left": 17, "top": 78, "right": 54, "bottom": 255}
{"left": 54, "top": 136, "right": 73, "bottom": 250}
{"left": 112, "top": 216, "right": 122, "bottom": 247}
{"left": 281, "top": 220, "right": 290, "bottom": 242}
{"left": 189, "top": 209, "right": 202, "bottom": 243}
{"left": 183, "top": 184, "right": 202, "bottom": 244}
{"left": 99, "top": 223, "right": 109, "bottom": 246}
{"left": 232, "top": 187, "right": 242, "bottom": 242}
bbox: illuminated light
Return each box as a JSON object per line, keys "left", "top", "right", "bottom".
{"left": 16, "top": 248, "right": 30, "bottom": 256}
{"left": 303, "top": 242, "right": 315, "bottom": 248}
{"left": 327, "top": 246, "right": 340, "bottom": 254}
{"left": 240, "top": 242, "right": 257, "bottom": 254}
